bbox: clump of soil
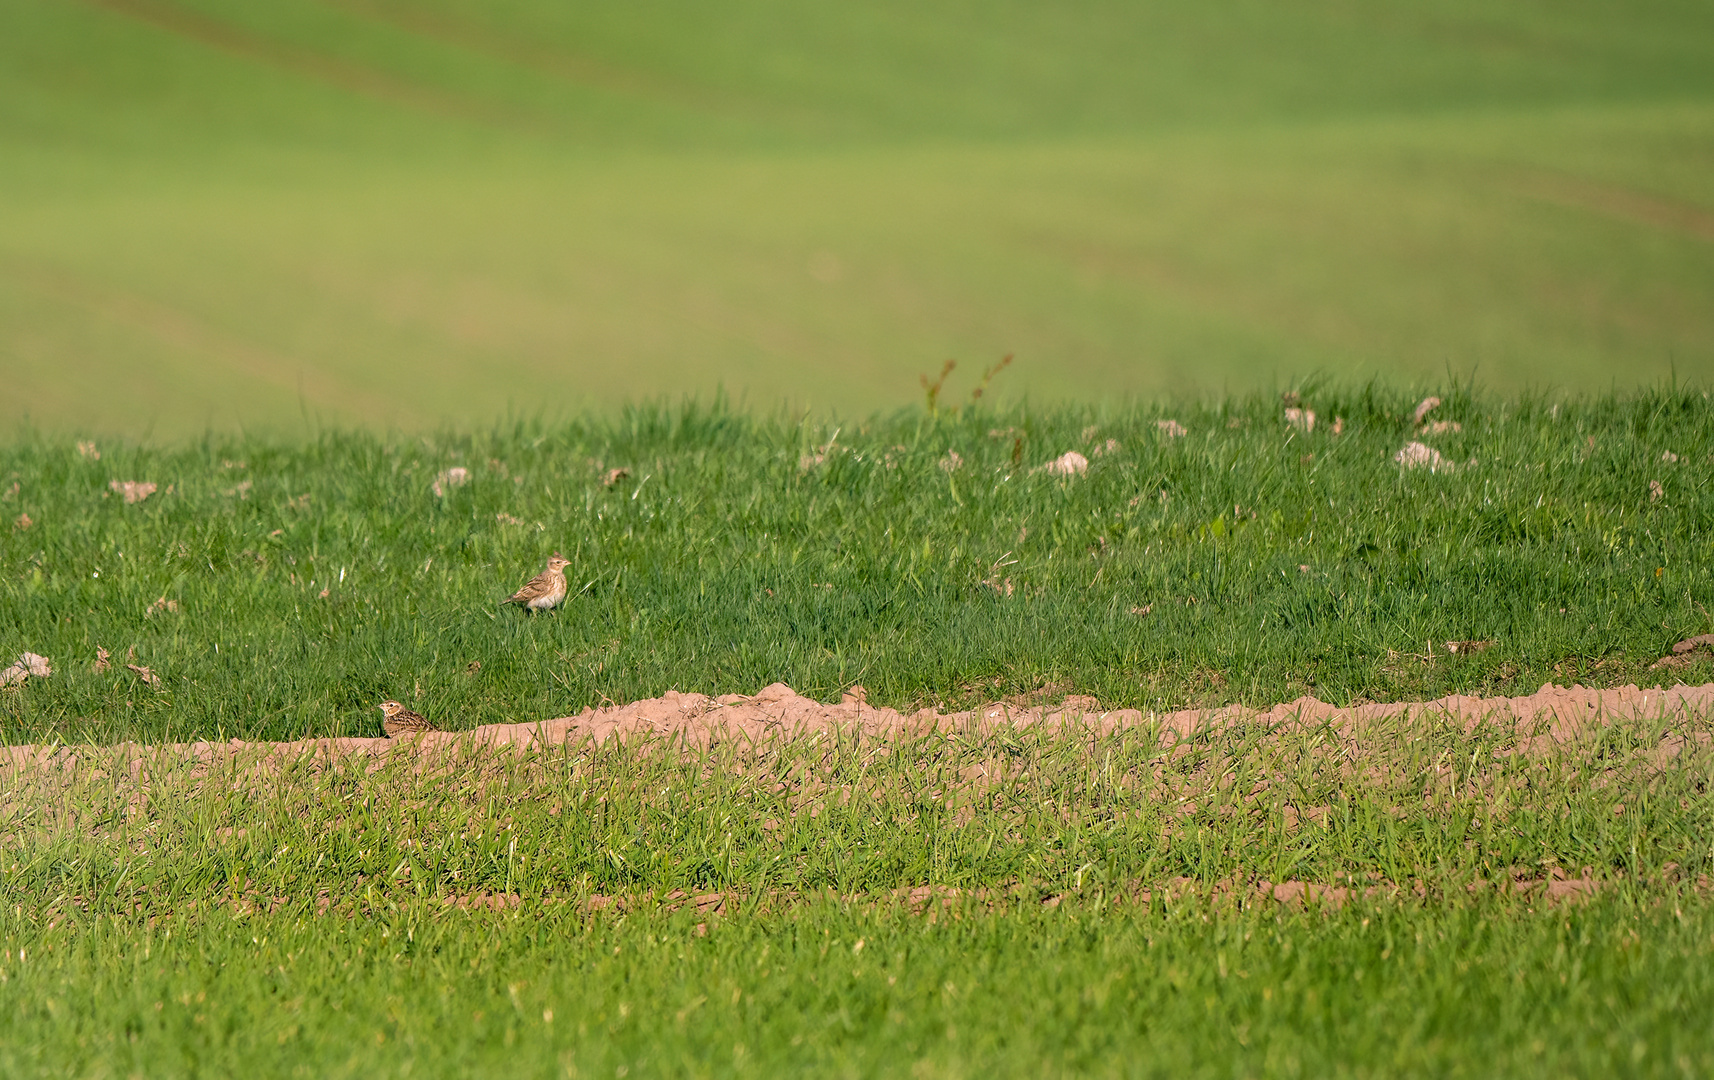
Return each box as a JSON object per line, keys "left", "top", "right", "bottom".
{"left": 1652, "top": 634, "right": 1714, "bottom": 670}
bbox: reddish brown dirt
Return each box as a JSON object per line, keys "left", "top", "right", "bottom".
{"left": 6, "top": 679, "right": 1713, "bottom": 775}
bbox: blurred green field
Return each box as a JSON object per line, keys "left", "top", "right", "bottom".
{"left": 3, "top": 0, "right": 1714, "bottom": 435}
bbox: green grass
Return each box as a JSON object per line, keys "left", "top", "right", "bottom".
{"left": 6, "top": 899, "right": 1713, "bottom": 1078}
{"left": 10, "top": 2, "right": 1714, "bottom": 1067}
{"left": 3, "top": 0, "right": 1713, "bottom": 433}
{"left": 3, "top": 387, "right": 1711, "bottom": 745}
{"left": 5, "top": 386, "right": 1714, "bottom": 1076}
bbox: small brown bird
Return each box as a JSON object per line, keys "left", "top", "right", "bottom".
{"left": 503, "top": 553, "right": 571, "bottom": 612}
{"left": 378, "top": 700, "right": 435, "bottom": 738}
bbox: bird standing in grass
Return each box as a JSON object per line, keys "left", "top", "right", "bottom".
{"left": 504, "top": 553, "right": 571, "bottom": 613}
{"left": 378, "top": 700, "right": 436, "bottom": 738}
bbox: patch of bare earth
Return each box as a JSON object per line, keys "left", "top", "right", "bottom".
{"left": 8, "top": 679, "right": 1712, "bottom": 774}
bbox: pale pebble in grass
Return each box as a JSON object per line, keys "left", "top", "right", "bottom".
{"left": 1662, "top": 450, "right": 1679, "bottom": 463}
{"left": 1037, "top": 451, "right": 1088, "bottom": 477}
{"left": 799, "top": 436, "right": 839, "bottom": 472}
{"left": 431, "top": 467, "right": 470, "bottom": 497}
{"left": 145, "top": 597, "right": 180, "bottom": 618}
{"left": 1650, "top": 479, "right": 1664, "bottom": 502}
{"left": 1, "top": 652, "right": 53, "bottom": 687}
{"left": 938, "top": 450, "right": 963, "bottom": 472}
{"left": 13, "top": 512, "right": 29, "bottom": 530}
{"left": 1156, "top": 419, "right": 1187, "bottom": 438}
{"left": 76, "top": 441, "right": 99, "bottom": 460}
{"left": 109, "top": 480, "right": 156, "bottom": 504}
{"left": 1284, "top": 408, "right": 1315, "bottom": 433}
{"left": 1395, "top": 442, "right": 1453, "bottom": 473}
{"left": 1092, "top": 438, "right": 1121, "bottom": 457}
{"left": 1412, "top": 396, "right": 1442, "bottom": 426}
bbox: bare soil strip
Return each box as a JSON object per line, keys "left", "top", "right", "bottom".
{"left": 7, "top": 679, "right": 1712, "bottom": 774}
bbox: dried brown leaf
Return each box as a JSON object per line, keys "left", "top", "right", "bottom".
{"left": 1, "top": 652, "right": 52, "bottom": 687}
{"left": 1444, "top": 640, "right": 1496, "bottom": 655}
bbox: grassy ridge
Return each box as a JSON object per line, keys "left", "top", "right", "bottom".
{"left": 4, "top": 696, "right": 1712, "bottom": 1075}
{"left": 8, "top": 705, "right": 1710, "bottom": 906}
{"left": 3, "top": 387, "right": 1711, "bottom": 745}
{"left": 3, "top": 1, "right": 1713, "bottom": 432}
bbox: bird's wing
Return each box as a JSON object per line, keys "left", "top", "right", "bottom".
{"left": 507, "top": 570, "right": 553, "bottom": 603}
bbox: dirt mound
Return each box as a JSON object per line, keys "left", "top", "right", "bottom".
{"left": 5, "top": 680, "right": 1713, "bottom": 774}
